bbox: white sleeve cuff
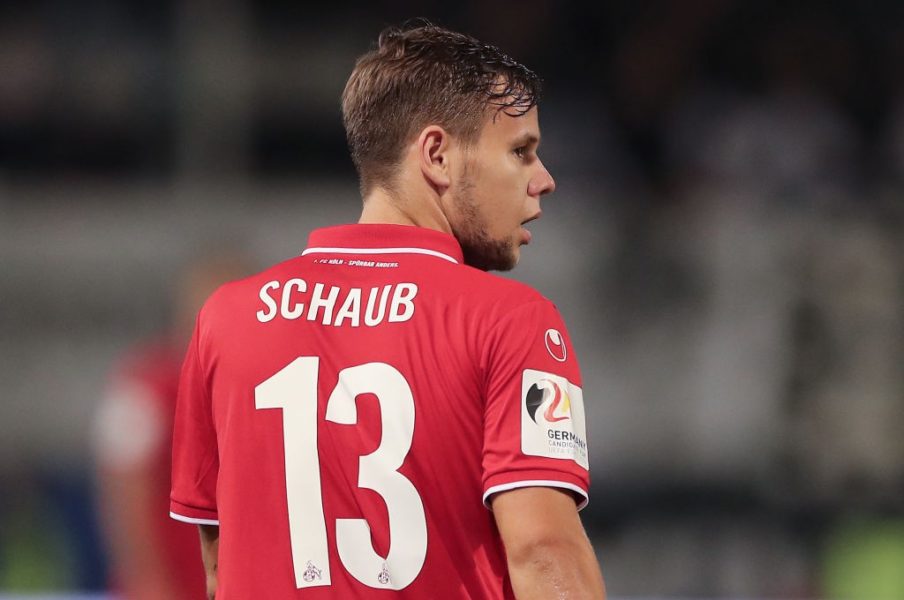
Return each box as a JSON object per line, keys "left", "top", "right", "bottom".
{"left": 170, "top": 511, "right": 220, "bottom": 526}
{"left": 483, "top": 480, "right": 589, "bottom": 511}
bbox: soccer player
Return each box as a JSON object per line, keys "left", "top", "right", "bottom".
{"left": 171, "top": 22, "right": 606, "bottom": 600}
{"left": 95, "top": 254, "right": 247, "bottom": 600}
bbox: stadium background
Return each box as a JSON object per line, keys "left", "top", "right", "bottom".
{"left": 1, "top": 0, "right": 904, "bottom": 598}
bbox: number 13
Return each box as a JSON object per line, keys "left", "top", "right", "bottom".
{"left": 255, "top": 357, "right": 427, "bottom": 590}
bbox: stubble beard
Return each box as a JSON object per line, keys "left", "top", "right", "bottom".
{"left": 450, "top": 173, "right": 517, "bottom": 272}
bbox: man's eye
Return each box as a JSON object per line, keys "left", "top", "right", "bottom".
{"left": 514, "top": 147, "right": 526, "bottom": 159}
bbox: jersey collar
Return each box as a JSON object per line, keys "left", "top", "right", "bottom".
{"left": 304, "top": 224, "right": 465, "bottom": 265}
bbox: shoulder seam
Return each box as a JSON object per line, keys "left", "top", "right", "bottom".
{"left": 193, "top": 309, "right": 214, "bottom": 413}
{"left": 482, "top": 298, "right": 555, "bottom": 344}
{"left": 478, "top": 298, "right": 558, "bottom": 385}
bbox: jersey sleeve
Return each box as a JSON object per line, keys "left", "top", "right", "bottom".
{"left": 481, "top": 299, "right": 590, "bottom": 510}
{"left": 170, "top": 315, "right": 220, "bottom": 525}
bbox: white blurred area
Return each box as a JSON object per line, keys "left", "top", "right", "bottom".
{"left": 1, "top": 1, "right": 904, "bottom": 598}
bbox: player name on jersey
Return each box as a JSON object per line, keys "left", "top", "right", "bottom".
{"left": 256, "top": 279, "right": 418, "bottom": 327}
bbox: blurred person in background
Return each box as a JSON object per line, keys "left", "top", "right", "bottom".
{"left": 93, "top": 252, "right": 250, "bottom": 600}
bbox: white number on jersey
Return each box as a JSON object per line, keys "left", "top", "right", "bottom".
{"left": 255, "top": 357, "right": 427, "bottom": 590}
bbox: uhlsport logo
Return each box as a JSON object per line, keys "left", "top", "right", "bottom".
{"left": 544, "top": 328, "right": 567, "bottom": 362}
{"left": 521, "top": 369, "right": 588, "bottom": 469}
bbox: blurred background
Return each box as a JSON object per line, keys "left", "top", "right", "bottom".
{"left": 1, "top": 0, "right": 903, "bottom": 598}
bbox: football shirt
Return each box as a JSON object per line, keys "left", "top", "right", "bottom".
{"left": 171, "top": 224, "right": 589, "bottom": 599}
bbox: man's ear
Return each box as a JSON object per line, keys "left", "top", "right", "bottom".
{"left": 417, "top": 125, "right": 454, "bottom": 192}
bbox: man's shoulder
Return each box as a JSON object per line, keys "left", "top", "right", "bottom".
{"left": 200, "top": 257, "right": 303, "bottom": 313}
{"left": 462, "top": 264, "right": 549, "bottom": 301}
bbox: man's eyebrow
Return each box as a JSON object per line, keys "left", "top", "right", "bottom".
{"left": 513, "top": 133, "right": 540, "bottom": 147}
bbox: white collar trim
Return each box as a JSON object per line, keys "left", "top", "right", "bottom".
{"left": 301, "top": 246, "right": 459, "bottom": 264}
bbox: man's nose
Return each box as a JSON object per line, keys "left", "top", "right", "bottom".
{"left": 529, "top": 160, "right": 556, "bottom": 197}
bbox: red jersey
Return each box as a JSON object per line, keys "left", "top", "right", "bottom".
{"left": 171, "top": 224, "right": 589, "bottom": 599}
{"left": 95, "top": 340, "right": 207, "bottom": 599}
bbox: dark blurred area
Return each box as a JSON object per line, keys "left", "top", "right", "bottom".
{"left": 2, "top": 0, "right": 904, "bottom": 184}
{"left": 1, "top": 1, "right": 903, "bottom": 598}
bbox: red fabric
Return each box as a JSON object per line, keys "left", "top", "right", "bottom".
{"left": 105, "top": 342, "right": 206, "bottom": 600}
{"left": 171, "top": 224, "right": 589, "bottom": 599}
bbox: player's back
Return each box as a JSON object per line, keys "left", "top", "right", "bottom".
{"left": 172, "top": 224, "right": 589, "bottom": 599}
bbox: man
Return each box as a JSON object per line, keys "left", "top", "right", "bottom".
{"left": 171, "top": 22, "right": 606, "bottom": 599}
{"left": 95, "top": 254, "right": 247, "bottom": 599}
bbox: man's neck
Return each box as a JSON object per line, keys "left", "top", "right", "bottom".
{"left": 359, "top": 186, "right": 453, "bottom": 234}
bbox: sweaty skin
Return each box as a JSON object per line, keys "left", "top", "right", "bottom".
{"left": 492, "top": 487, "right": 606, "bottom": 600}
{"left": 199, "top": 524, "right": 219, "bottom": 600}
